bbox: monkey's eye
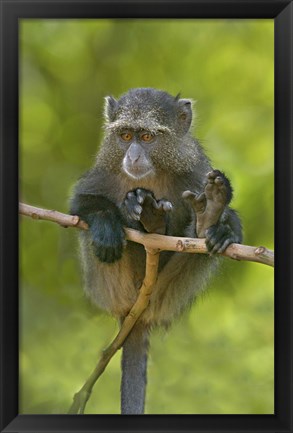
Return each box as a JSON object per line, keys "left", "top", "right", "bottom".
{"left": 120, "top": 132, "right": 133, "bottom": 142}
{"left": 141, "top": 133, "right": 153, "bottom": 142}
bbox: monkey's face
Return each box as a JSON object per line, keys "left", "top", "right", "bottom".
{"left": 119, "top": 129, "right": 157, "bottom": 180}
{"left": 101, "top": 88, "right": 197, "bottom": 176}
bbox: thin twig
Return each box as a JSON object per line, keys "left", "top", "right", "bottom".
{"left": 19, "top": 202, "right": 274, "bottom": 267}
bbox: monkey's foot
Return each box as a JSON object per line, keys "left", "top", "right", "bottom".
{"left": 183, "top": 170, "right": 233, "bottom": 243}
{"left": 123, "top": 188, "right": 172, "bottom": 234}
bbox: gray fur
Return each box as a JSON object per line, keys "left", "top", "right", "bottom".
{"left": 71, "top": 88, "right": 242, "bottom": 414}
{"left": 121, "top": 322, "right": 149, "bottom": 414}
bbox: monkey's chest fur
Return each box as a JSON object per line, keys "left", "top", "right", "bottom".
{"left": 80, "top": 231, "right": 218, "bottom": 327}
{"left": 79, "top": 173, "right": 219, "bottom": 327}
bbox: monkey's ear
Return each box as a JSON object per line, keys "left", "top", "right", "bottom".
{"left": 177, "top": 99, "right": 193, "bottom": 134}
{"left": 104, "top": 96, "right": 118, "bottom": 123}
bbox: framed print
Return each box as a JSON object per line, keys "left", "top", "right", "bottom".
{"left": 0, "top": 1, "right": 292, "bottom": 432}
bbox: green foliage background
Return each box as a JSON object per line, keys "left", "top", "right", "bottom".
{"left": 19, "top": 19, "right": 274, "bottom": 414}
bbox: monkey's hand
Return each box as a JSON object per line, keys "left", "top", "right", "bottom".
{"left": 83, "top": 211, "right": 125, "bottom": 263}
{"left": 70, "top": 194, "right": 126, "bottom": 263}
{"left": 123, "top": 188, "right": 172, "bottom": 234}
{"left": 183, "top": 170, "right": 239, "bottom": 253}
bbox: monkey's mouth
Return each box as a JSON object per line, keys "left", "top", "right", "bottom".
{"left": 122, "top": 162, "right": 154, "bottom": 180}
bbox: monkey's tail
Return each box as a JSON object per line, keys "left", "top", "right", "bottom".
{"left": 121, "top": 321, "right": 149, "bottom": 414}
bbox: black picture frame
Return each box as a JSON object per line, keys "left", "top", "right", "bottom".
{"left": 0, "top": 1, "right": 292, "bottom": 432}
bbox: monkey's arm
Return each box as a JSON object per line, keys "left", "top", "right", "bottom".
{"left": 70, "top": 173, "right": 125, "bottom": 263}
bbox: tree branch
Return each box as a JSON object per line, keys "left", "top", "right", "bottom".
{"left": 19, "top": 202, "right": 274, "bottom": 267}
{"left": 68, "top": 248, "right": 159, "bottom": 414}
{"left": 19, "top": 201, "right": 274, "bottom": 414}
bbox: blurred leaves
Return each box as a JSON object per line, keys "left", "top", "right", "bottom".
{"left": 19, "top": 19, "right": 274, "bottom": 414}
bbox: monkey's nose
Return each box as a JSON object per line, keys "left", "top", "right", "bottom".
{"left": 127, "top": 145, "right": 141, "bottom": 164}
{"left": 129, "top": 154, "right": 140, "bottom": 164}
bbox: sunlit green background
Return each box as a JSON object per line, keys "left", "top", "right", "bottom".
{"left": 19, "top": 19, "right": 274, "bottom": 414}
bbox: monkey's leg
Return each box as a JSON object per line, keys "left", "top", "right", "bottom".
{"left": 183, "top": 170, "right": 240, "bottom": 253}
{"left": 123, "top": 188, "right": 172, "bottom": 234}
